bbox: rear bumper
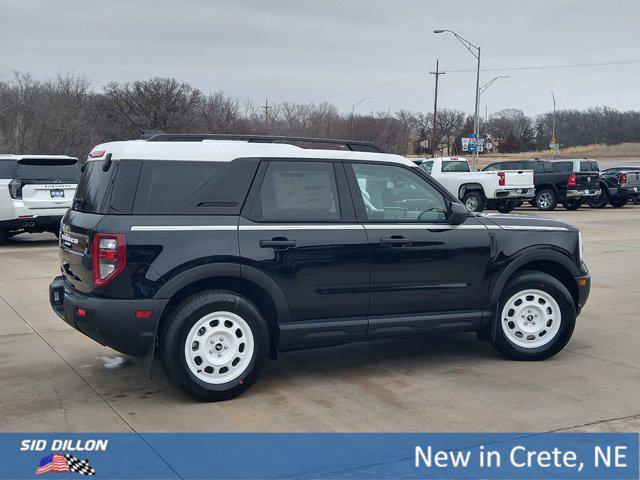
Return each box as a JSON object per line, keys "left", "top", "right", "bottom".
{"left": 566, "top": 188, "right": 600, "bottom": 198}
{"left": 49, "top": 276, "right": 168, "bottom": 357}
{"left": 609, "top": 186, "right": 640, "bottom": 198}
{"left": 494, "top": 188, "right": 535, "bottom": 199}
{"left": 0, "top": 215, "right": 63, "bottom": 231}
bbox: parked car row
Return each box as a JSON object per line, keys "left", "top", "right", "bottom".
{"left": 414, "top": 156, "right": 640, "bottom": 213}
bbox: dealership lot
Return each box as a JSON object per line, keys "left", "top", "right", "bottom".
{"left": 2, "top": 206, "right": 640, "bottom": 433}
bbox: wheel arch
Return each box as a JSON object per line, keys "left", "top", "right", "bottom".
{"left": 154, "top": 263, "right": 289, "bottom": 360}
{"left": 535, "top": 183, "right": 559, "bottom": 195}
{"left": 458, "top": 183, "right": 485, "bottom": 200}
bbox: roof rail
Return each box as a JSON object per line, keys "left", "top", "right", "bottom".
{"left": 145, "top": 133, "right": 386, "bottom": 153}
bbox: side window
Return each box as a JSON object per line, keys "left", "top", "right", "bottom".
{"left": 350, "top": 163, "right": 448, "bottom": 223}
{"left": 552, "top": 162, "right": 573, "bottom": 173}
{"left": 421, "top": 160, "right": 434, "bottom": 175}
{"left": 257, "top": 161, "right": 340, "bottom": 222}
{"left": 133, "top": 161, "right": 224, "bottom": 214}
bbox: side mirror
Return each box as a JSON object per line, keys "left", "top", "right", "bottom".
{"left": 450, "top": 203, "right": 468, "bottom": 225}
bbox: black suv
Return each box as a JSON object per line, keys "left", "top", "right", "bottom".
{"left": 49, "top": 135, "right": 591, "bottom": 401}
{"left": 483, "top": 159, "right": 600, "bottom": 211}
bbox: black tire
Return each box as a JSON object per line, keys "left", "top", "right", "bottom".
{"left": 495, "top": 201, "right": 515, "bottom": 213}
{"left": 462, "top": 190, "right": 486, "bottom": 212}
{"left": 562, "top": 200, "right": 582, "bottom": 211}
{"left": 159, "top": 290, "right": 270, "bottom": 402}
{"left": 0, "top": 229, "right": 6, "bottom": 245}
{"left": 534, "top": 188, "right": 557, "bottom": 211}
{"left": 610, "top": 197, "right": 628, "bottom": 208}
{"left": 492, "top": 270, "right": 576, "bottom": 361}
{"left": 587, "top": 188, "right": 609, "bottom": 208}
{"left": 633, "top": 195, "right": 640, "bottom": 206}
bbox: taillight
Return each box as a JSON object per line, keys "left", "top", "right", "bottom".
{"left": 498, "top": 171, "right": 505, "bottom": 186}
{"left": 92, "top": 233, "right": 126, "bottom": 287}
{"left": 619, "top": 173, "right": 627, "bottom": 184}
{"left": 8, "top": 179, "right": 22, "bottom": 199}
{"left": 567, "top": 173, "right": 577, "bottom": 187}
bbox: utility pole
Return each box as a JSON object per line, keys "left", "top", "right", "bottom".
{"left": 429, "top": 60, "right": 445, "bottom": 157}
{"left": 262, "top": 99, "right": 270, "bottom": 127}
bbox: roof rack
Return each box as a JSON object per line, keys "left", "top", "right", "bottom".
{"left": 145, "top": 133, "right": 386, "bottom": 153}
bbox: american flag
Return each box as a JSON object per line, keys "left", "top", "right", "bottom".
{"left": 36, "top": 453, "right": 96, "bottom": 475}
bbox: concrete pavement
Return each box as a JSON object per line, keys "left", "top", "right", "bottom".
{"left": 1, "top": 206, "right": 639, "bottom": 433}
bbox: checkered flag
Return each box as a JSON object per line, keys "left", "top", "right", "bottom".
{"left": 64, "top": 454, "right": 96, "bottom": 476}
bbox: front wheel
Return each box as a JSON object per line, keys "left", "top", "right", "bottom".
{"left": 562, "top": 200, "right": 582, "bottom": 210}
{"left": 587, "top": 189, "right": 609, "bottom": 208}
{"left": 159, "top": 290, "right": 269, "bottom": 401}
{"left": 610, "top": 197, "right": 628, "bottom": 208}
{"left": 492, "top": 270, "right": 576, "bottom": 361}
{"left": 495, "top": 201, "right": 516, "bottom": 214}
{"left": 462, "top": 190, "right": 486, "bottom": 212}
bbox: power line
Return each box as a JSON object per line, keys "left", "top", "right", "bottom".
{"left": 445, "top": 59, "right": 640, "bottom": 73}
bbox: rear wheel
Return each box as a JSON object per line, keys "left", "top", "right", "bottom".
{"left": 492, "top": 271, "right": 576, "bottom": 361}
{"left": 159, "top": 290, "right": 269, "bottom": 401}
{"left": 587, "top": 188, "right": 609, "bottom": 208}
{"left": 534, "top": 189, "right": 557, "bottom": 211}
{"left": 562, "top": 200, "right": 582, "bottom": 210}
{"left": 462, "top": 190, "right": 486, "bottom": 212}
{"left": 610, "top": 197, "right": 628, "bottom": 208}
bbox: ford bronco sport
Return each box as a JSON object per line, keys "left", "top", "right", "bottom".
{"left": 49, "top": 134, "right": 591, "bottom": 401}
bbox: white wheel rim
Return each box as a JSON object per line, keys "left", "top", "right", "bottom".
{"left": 501, "top": 289, "right": 561, "bottom": 349}
{"left": 184, "top": 311, "right": 255, "bottom": 384}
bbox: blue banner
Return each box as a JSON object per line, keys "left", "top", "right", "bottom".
{"left": 1, "top": 433, "right": 637, "bottom": 479}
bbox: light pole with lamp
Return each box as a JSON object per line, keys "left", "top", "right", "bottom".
{"left": 434, "top": 29, "right": 481, "bottom": 170}
{"left": 550, "top": 91, "right": 558, "bottom": 158}
{"left": 351, "top": 97, "right": 371, "bottom": 139}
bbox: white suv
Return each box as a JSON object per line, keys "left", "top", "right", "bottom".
{"left": 0, "top": 155, "right": 80, "bottom": 244}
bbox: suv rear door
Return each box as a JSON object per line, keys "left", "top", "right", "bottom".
{"left": 239, "top": 159, "right": 370, "bottom": 348}
{"left": 17, "top": 158, "right": 80, "bottom": 210}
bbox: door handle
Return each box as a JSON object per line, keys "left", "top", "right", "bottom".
{"left": 380, "top": 236, "right": 412, "bottom": 247}
{"left": 259, "top": 238, "right": 297, "bottom": 249}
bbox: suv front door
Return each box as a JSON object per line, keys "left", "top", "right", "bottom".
{"left": 345, "top": 162, "right": 492, "bottom": 338}
{"left": 239, "top": 159, "right": 370, "bottom": 348}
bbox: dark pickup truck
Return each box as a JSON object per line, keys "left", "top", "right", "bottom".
{"left": 587, "top": 166, "right": 640, "bottom": 208}
{"left": 483, "top": 159, "right": 600, "bottom": 211}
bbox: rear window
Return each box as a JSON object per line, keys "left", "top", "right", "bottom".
{"left": 580, "top": 161, "right": 599, "bottom": 172}
{"left": 72, "top": 160, "right": 114, "bottom": 213}
{"left": 442, "top": 160, "right": 470, "bottom": 172}
{"left": 483, "top": 163, "right": 502, "bottom": 171}
{"left": 0, "top": 160, "right": 15, "bottom": 179}
{"left": 17, "top": 158, "right": 80, "bottom": 181}
{"left": 552, "top": 161, "right": 573, "bottom": 173}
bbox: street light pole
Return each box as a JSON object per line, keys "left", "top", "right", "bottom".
{"left": 351, "top": 96, "right": 371, "bottom": 138}
{"left": 429, "top": 60, "right": 445, "bottom": 157}
{"left": 550, "top": 91, "right": 557, "bottom": 158}
{"left": 434, "top": 29, "right": 481, "bottom": 170}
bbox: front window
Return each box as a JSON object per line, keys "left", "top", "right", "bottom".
{"left": 351, "top": 163, "right": 448, "bottom": 222}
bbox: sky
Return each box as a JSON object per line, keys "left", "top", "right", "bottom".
{"left": 1, "top": 0, "right": 640, "bottom": 117}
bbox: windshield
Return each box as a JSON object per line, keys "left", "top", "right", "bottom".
{"left": 17, "top": 158, "right": 80, "bottom": 181}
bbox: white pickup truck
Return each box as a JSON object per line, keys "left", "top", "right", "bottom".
{"left": 415, "top": 157, "right": 535, "bottom": 212}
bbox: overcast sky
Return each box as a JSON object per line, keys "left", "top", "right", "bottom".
{"left": 2, "top": 0, "right": 640, "bottom": 117}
